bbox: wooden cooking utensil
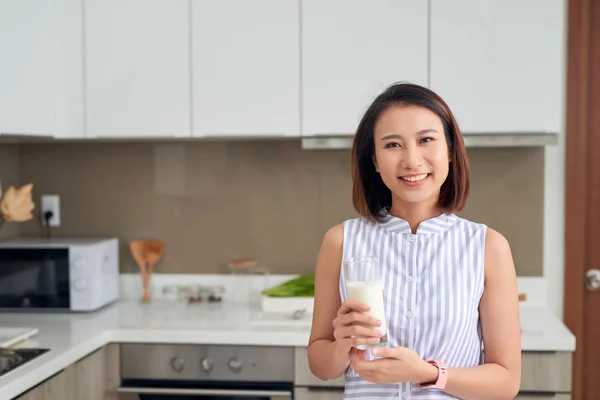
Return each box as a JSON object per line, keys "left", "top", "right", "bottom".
{"left": 144, "top": 240, "right": 165, "bottom": 301}
{"left": 129, "top": 240, "right": 149, "bottom": 302}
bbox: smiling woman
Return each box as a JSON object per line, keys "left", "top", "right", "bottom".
{"left": 307, "top": 82, "right": 521, "bottom": 400}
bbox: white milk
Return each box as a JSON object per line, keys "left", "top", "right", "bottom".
{"left": 347, "top": 281, "right": 388, "bottom": 335}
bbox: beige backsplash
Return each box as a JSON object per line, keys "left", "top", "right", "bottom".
{"left": 0, "top": 144, "right": 21, "bottom": 240}
{"left": 5, "top": 140, "right": 542, "bottom": 276}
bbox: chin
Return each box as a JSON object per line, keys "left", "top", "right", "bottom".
{"left": 390, "top": 183, "right": 441, "bottom": 205}
{"left": 395, "top": 192, "right": 437, "bottom": 205}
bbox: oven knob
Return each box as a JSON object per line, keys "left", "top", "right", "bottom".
{"left": 227, "top": 357, "right": 242, "bottom": 373}
{"left": 170, "top": 357, "right": 185, "bottom": 373}
{"left": 200, "top": 357, "right": 214, "bottom": 372}
{"left": 74, "top": 279, "right": 87, "bottom": 291}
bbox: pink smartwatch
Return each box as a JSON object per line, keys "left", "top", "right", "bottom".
{"left": 419, "top": 360, "right": 448, "bottom": 390}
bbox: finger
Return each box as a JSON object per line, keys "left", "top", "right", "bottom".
{"left": 339, "top": 324, "right": 384, "bottom": 339}
{"left": 367, "top": 358, "right": 394, "bottom": 370}
{"left": 349, "top": 347, "right": 368, "bottom": 362}
{"left": 350, "top": 357, "right": 377, "bottom": 373}
{"left": 339, "top": 311, "right": 382, "bottom": 327}
{"left": 339, "top": 337, "right": 382, "bottom": 349}
{"left": 339, "top": 299, "right": 371, "bottom": 314}
{"left": 371, "top": 347, "right": 397, "bottom": 358}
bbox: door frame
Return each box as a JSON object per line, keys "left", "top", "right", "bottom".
{"left": 563, "top": 0, "right": 595, "bottom": 398}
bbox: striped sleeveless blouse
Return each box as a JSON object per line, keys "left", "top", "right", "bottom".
{"left": 339, "top": 211, "right": 486, "bottom": 400}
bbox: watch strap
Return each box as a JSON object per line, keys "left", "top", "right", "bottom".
{"left": 419, "top": 360, "right": 448, "bottom": 390}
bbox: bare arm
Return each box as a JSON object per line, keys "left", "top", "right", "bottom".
{"left": 308, "top": 225, "right": 349, "bottom": 379}
{"left": 308, "top": 225, "right": 383, "bottom": 380}
{"left": 423, "top": 228, "right": 522, "bottom": 399}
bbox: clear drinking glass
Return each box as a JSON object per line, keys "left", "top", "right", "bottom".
{"left": 343, "top": 255, "right": 388, "bottom": 349}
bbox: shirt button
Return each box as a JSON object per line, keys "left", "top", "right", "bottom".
{"left": 405, "top": 311, "right": 413, "bottom": 318}
{"left": 407, "top": 276, "right": 415, "bottom": 283}
{"left": 408, "top": 235, "right": 416, "bottom": 242}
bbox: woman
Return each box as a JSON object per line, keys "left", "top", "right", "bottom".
{"left": 308, "top": 83, "right": 521, "bottom": 400}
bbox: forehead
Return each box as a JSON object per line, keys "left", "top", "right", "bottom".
{"left": 374, "top": 105, "right": 443, "bottom": 138}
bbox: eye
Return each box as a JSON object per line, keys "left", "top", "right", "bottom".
{"left": 384, "top": 142, "right": 401, "bottom": 148}
{"left": 420, "top": 137, "right": 434, "bottom": 144}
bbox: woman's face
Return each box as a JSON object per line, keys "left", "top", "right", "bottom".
{"left": 373, "top": 105, "right": 450, "bottom": 207}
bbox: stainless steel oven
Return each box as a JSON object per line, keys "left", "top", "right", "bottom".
{"left": 118, "top": 344, "right": 293, "bottom": 400}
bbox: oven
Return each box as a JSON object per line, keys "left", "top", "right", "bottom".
{"left": 118, "top": 344, "right": 293, "bottom": 400}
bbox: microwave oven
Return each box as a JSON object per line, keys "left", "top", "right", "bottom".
{"left": 0, "top": 238, "right": 119, "bottom": 312}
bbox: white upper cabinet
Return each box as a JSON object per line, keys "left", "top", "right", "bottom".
{"left": 430, "top": 0, "right": 565, "bottom": 134}
{"left": 55, "top": 0, "right": 85, "bottom": 139}
{"left": 84, "top": 0, "right": 191, "bottom": 138}
{"left": 301, "top": 1, "right": 429, "bottom": 137}
{"left": 0, "top": 0, "right": 83, "bottom": 138}
{"left": 191, "top": 0, "right": 300, "bottom": 137}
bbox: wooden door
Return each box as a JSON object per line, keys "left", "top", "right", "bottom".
{"left": 564, "top": 0, "right": 600, "bottom": 399}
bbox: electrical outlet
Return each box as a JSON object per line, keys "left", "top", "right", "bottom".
{"left": 41, "top": 195, "right": 60, "bottom": 227}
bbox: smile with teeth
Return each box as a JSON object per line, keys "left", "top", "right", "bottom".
{"left": 400, "top": 173, "right": 429, "bottom": 182}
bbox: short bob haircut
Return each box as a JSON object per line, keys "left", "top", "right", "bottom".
{"left": 351, "top": 82, "right": 470, "bottom": 221}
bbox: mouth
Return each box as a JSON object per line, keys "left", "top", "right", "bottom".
{"left": 398, "top": 173, "right": 431, "bottom": 186}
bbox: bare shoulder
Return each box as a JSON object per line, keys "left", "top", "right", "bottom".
{"left": 315, "top": 224, "right": 344, "bottom": 273}
{"left": 484, "top": 227, "right": 515, "bottom": 280}
{"left": 485, "top": 227, "right": 511, "bottom": 255}
{"left": 321, "top": 224, "right": 343, "bottom": 252}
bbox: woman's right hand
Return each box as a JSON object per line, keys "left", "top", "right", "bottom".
{"left": 332, "top": 298, "right": 384, "bottom": 354}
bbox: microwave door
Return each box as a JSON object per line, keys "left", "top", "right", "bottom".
{"left": 0, "top": 248, "right": 70, "bottom": 309}
{"left": 37, "top": 259, "right": 58, "bottom": 305}
{"left": 0, "top": 266, "right": 38, "bottom": 307}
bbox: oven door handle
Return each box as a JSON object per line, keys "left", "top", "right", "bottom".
{"left": 118, "top": 386, "right": 292, "bottom": 398}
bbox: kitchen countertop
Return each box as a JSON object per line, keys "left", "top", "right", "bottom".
{"left": 0, "top": 300, "right": 576, "bottom": 400}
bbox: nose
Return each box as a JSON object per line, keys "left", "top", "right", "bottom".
{"left": 402, "top": 143, "right": 423, "bottom": 170}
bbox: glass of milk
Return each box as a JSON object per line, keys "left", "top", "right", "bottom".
{"left": 343, "top": 255, "right": 388, "bottom": 349}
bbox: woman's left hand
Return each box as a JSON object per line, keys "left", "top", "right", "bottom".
{"left": 350, "top": 346, "right": 438, "bottom": 385}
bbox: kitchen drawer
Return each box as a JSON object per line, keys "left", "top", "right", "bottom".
{"left": 516, "top": 394, "right": 570, "bottom": 400}
{"left": 521, "top": 351, "right": 571, "bottom": 392}
{"left": 294, "top": 387, "right": 344, "bottom": 400}
{"left": 294, "top": 347, "right": 345, "bottom": 388}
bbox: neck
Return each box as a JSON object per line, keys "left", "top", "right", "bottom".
{"left": 388, "top": 195, "right": 443, "bottom": 234}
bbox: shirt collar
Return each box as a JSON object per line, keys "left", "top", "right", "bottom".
{"left": 377, "top": 209, "right": 458, "bottom": 235}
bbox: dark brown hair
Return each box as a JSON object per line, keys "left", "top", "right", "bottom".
{"left": 351, "top": 82, "right": 470, "bottom": 221}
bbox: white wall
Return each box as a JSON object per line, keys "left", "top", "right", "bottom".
{"left": 543, "top": 0, "right": 568, "bottom": 319}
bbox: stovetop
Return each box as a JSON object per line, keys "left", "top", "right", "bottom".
{"left": 0, "top": 348, "right": 49, "bottom": 377}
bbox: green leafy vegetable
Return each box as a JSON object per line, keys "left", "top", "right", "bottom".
{"left": 261, "top": 274, "right": 315, "bottom": 297}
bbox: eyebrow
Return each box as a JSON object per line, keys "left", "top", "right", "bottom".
{"left": 380, "top": 129, "right": 439, "bottom": 141}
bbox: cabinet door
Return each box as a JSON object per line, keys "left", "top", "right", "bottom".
{"left": 85, "top": 0, "right": 191, "bottom": 138}
{"left": 301, "top": 1, "right": 428, "bottom": 136}
{"left": 191, "top": 0, "right": 299, "bottom": 137}
{"left": 54, "top": 0, "right": 85, "bottom": 139}
{"left": 0, "top": 1, "right": 57, "bottom": 136}
{"left": 294, "top": 388, "right": 344, "bottom": 400}
{"left": 430, "top": 0, "right": 565, "bottom": 134}
{"left": 0, "top": 0, "right": 84, "bottom": 138}
{"left": 41, "top": 364, "right": 77, "bottom": 400}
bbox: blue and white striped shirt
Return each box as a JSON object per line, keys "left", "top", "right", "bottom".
{"left": 339, "top": 211, "right": 486, "bottom": 399}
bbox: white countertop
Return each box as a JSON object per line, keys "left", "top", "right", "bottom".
{"left": 0, "top": 300, "right": 576, "bottom": 400}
